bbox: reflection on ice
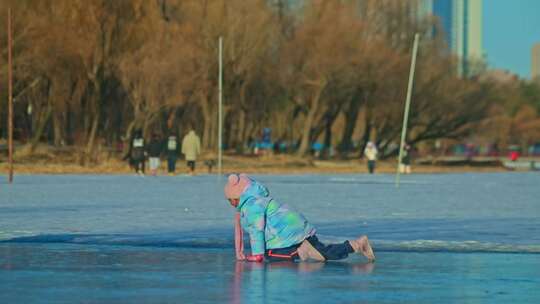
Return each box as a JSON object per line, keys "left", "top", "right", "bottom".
{"left": 231, "top": 259, "right": 375, "bottom": 304}
{"left": 0, "top": 244, "right": 539, "bottom": 303}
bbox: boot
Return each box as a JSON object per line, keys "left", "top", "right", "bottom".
{"left": 349, "top": 236, "right": 375, "bottom": 262}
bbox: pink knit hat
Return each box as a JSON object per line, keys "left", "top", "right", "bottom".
{"left": 224, "top": 173, "right": 251, "bottom": 199}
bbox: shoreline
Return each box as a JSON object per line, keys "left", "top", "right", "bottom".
{"left": 0, "top": 155, "right": 509, "bottom": 175}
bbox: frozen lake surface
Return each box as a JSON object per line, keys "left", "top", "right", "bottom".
{"left": 1, "top": 173, "right": 539, "bottom": 303}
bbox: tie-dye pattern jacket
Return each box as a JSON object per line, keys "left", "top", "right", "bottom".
{"left": 236, "top": 178, "right": 316, "bottom": 255}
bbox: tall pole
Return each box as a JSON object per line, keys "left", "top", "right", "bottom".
{"left": 7, "top": 8, "right": 13, "bottom": 183}
{"left": 218, "top": 36, "right": 223, "bottom": 177}
{"left": 396, "top": 33, "right": 419, "bottom": 188}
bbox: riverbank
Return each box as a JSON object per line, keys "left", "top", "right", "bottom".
{"left": 0, "top": 152, "right": 509, "bottom": 175}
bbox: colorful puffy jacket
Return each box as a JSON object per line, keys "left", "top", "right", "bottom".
{"left": 236, "top": 177, "right": 316, "bottom": 255}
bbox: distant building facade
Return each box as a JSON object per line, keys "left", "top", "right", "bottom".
{"left": 532, "top": 43, "right": 540, "bottom": 80}
{"left": 420, "top": 0, "right": 484, "bottom": 77}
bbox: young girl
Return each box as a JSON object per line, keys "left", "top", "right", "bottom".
{"left": 224, "top": 174, "right": 375, "bottom": 262}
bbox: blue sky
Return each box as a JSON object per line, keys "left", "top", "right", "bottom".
{"left": 484, "top": 0, "right": 540, "bottom": 78}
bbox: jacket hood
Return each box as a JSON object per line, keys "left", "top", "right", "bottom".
{"left": 236, "top": 177, "right": 270, "bottom": 210}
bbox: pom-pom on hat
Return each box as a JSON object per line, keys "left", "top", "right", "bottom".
{"left": 224, "top": 173, "right": 251, "bottom": 199}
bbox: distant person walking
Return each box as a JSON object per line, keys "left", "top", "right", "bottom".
{"left": 147, "top": 133, "right": 163, "bottom": 176}
{"left": 130, "top": 129, "right": 146, "bottom": 175}
{"left": 182, "top": 127, "right": 201, "bottom": 175}
{"left": 400, "top": 144, "right": 412, "bottom": 174}
{"left": 166, "top": 131, "right": 180, "bottom": 175}
{"left": 364, "top": 141, "right": 378, "bottom": 174}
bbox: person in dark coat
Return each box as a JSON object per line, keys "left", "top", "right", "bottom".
{"left": 165, "top": 131, "right": 180, "bottom": 175}
{"left": 147, "top": 133, "right": 163, "bottom": 176}
{"left": 400, "top": 144, "right": 412, "bottom": 174}
{"left": 130, "top": 129, "right": 146, "bottom": 175}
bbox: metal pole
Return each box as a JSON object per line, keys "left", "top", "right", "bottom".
{"left": 396, "top": 33, "right": 419, "bottom": 188}
{"left": 8, "top": 8, "right": 13, "bottom": 183}
{"left": 218, "top": 36, "right": 223, "bottom": 177}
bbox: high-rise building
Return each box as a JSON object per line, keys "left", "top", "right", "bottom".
{"left": 420, "top": 0, "right": 484, "bottom": 77}
{"left": 532, "top": 43, "right": 540, "bottom": 80}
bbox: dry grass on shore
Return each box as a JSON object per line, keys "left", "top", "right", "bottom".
{"left": 0, "top": 152, "right": 506, "bottom": 175}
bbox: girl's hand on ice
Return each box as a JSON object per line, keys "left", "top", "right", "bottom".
{"left": 236, "top": 252, "right": 246, "bottom": 261}
{"left": 245, "top": 254, "right": 264, "bottom": 262}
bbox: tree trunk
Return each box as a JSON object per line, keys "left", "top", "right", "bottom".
{"left": 84, "top": 112, "right": 100, "bottom": 164}
{"left": 0, "top": 94, "right": 4, "bottom": 140}
{"left": 297, "top": 87, "right": 323, "bottom": 156}
{"left": 310, "top": 102, "right": 342, "bottom": 144}
{"left": 322, "top": 114, "right": 333, "bottom": 159}
{"left": 52, "top": 111, "right": 65, "bottom": 147}
{"left": 123, "top": 120, "right": 137, "bottom": 155}
{"left": 338, "top": 96, "right": 362, "bottom": 153}
{"left": 202, "top": 113, "right": 211, "bottom": 149}
{"left": 29, "top": 104, "right": 53, "bottom": 153}
{"left": 199, "top": 93, "right": 212, "bottom": 149}
{"left": 167, "top": 108, "right": 177, "bottom": 129}
{"left": 83, "top": 76, "right": 103, "bottom": 164}
{"left": 235, "top": 109, "right": 246, "bottom": 153}
{"left": 233, "top": 82, "right": 249, "bottom": 153}
{"left": 209, "top": 107, "right": 218, "bottom": 150}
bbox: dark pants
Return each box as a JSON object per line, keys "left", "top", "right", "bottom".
{"left": 133, "top": 159, "right": 145, "bottom": 174}
{"left": 187, "top": 161, "right": 195, "bottom": 172}
{"left": 367, "top": 160, "right": 376, "bottom": 174}
{"left": 265, "top": 235, "right": 354, "bottom": 262}
{"left": 167, "top": 156, "right": 177, "bottom": 173}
